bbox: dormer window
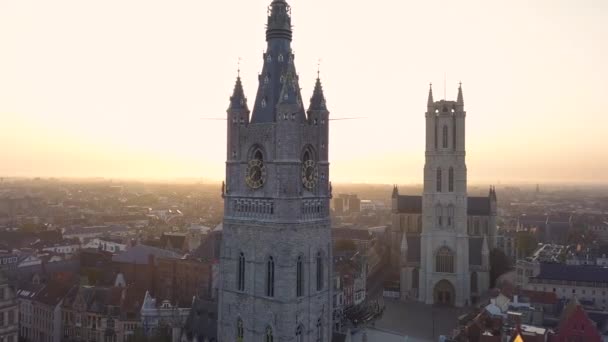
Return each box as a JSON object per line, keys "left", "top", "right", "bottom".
{"left": 280, "top": 76, "right": 285, "bottom": 83}
{"left": 266, "top": 54, "right": 272, "bottom": 62}
{"left": 264, "top": 75, "right": 269, "bottom": 84}
{"left": 278, "top": 54, "right": 284, "bottom": 62}
{"left": 261, "top": 98, "right": 267, "bottom": 108}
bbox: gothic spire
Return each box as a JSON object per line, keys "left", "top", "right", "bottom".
{"left": 266, "top": 0, "right": 292, "bottom": 42}
{"left": 308, "top": 77, "right": 327, "bottom": 111}
{"left": 428, "top": 83, "right": 434, "bottom": 107}
{"left": 457, "top": 82, "right": 464, "bottom": 107}
{"left": 228, "top": 76, "right": 249, "bottom": 111}
{"left": 392, "top": 185, "right": 399, "bottom": 198}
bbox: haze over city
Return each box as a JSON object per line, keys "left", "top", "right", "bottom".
{"left": 1, "top": 0, "right": 607, "bottom": 183}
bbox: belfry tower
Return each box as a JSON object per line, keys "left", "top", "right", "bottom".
{"left": 419, "top": 84, "right": 471, "bottom": 307}
{"left": 218, "top": 0, "right": 333, "bottom": 341}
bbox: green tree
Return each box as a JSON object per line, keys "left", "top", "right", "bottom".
{"left": 516, "top": 231, "right": 538, "bottom": 258}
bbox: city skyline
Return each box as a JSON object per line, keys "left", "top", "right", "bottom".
{"left": 1, "top": 0, "right": 607, "bottom": 184}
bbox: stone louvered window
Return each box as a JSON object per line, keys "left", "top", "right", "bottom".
{"left": 448, "top": 167, "right": 454, "bottom": 192}
{"left": 296, "top": 256, "right": 304, "bottom": 297}
{"left": 237, "top": 318, "right": 244, "bottom": 342}
{"left": 435, "top": 247, "right": 454, "bottom": 273}
{"left": 436, "top": 168, "right": 442, "bottom": 192}
{"left": 237, "top": 252, "right": 246, "bottom": 292}
{"left": 265, "top": 326, "right": 274, "bottom": 342}
{"left": 442, "top": 125, "right": 449, "bottom": 148}
{"left": 266, "top": 256, "right": 275, "bottom": 297}
{"left": 296, "top": 325, "right": 303, "bottom": 342}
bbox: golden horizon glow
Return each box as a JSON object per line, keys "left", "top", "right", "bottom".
{"left": 1, "top": 0, "right": 607, "bottom": 184}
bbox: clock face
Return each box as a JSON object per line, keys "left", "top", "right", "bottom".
{"left": 245, "top": 159, "right": 266, "bottom": 189}
{"left": 302, "top": 159, "right": 318, "bottom": 190}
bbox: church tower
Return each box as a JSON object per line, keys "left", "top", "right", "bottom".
{"left": 218, "top": 0, "right": 333, "bottom": 340}
{"left": 419, "top": 84, "right": 471, "bottom": 307}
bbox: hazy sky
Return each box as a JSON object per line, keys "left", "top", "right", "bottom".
{"left": 1, "top": 0, "right": 607, "bottom": 184}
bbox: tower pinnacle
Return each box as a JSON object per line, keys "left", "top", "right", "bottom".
{"left": 457, "top": 82, "right": 464, "bottom": 107}
{"left": 428, "top": 83, "right": 434, "bottom": 107}
{"left": 228, "top": 75, "right": 248, "bottom": 111}
{"left": 266, "top": 0, "right": 292, "bottom": 42}
{"left": 308, "top": 77, "right": 327, "bottom": 111}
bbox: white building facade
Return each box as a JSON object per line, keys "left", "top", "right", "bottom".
{"left": 391, "top": 85, "right": 496, "bottom": 307}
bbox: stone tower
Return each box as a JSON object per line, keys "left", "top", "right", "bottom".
{"left": 218, "top": 0, "right": 333, "bottom": 341}
{"left": 419, "top": 84, "right": 471, "bottom": 307}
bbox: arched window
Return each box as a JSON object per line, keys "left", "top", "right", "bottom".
{"left": 436, "top": 205, "right": 443, "bottom": 228}
{"left": 474, "top": 220, "right": 480, "bottom": 235}
{"left": 265, "top": 326, "right": 273, "bottom": 342}
{"left": 471, "top": 272, "right": 478, "bottom": 293}
{"left": 412, "top": 268, "right": 419, "bottom": 289}
{"left": 316, "top": 318, "right": 323, "bottom": 342}
{"left": 266, "top": 256, "right": 275, "bottom": 297}
{"left": 434, "top": 123, "right": 438, "bottom": 149}
{"left": 303, "top": 149, "right": 312, "bottom": 163}
{"left": 253, "top": 149, "right": 264, "bottom": 163}
{"left": 417, "top": 216, "right": 422, "bottom": 232}
{"left": 296, "top": 325, "right": 303, "bottom": 342}
{"left": 448, "top": 167, "right": 454, "bottom": 192}
{"left": 237, "top": 252, "right": 245, "bottom": 292}
{"left": 296, "top": 256, "right": 304, "bottom": 297}
{"left": 484, "top": 221, "right": 489, "bottom": 235}
{"left": 447, "top": 205, "right": 454, "bottom": 227}
{"left": 236, "top": 318, "right": 244, "bottom": 342}
{"left": 316, "top": 252, "right": 324, "bottom": 291}
{"left": 442, "top": 125, "right": 448, "bottom": 148}
{"left": 435, "top": 247, "right": 454, "bottom": 273}
{"left": 436, "top": 168, "right": 442, "bottom": 192}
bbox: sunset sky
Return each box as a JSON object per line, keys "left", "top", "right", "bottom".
{"left": 1, "top": 0, "right": 607, "bottom": 184}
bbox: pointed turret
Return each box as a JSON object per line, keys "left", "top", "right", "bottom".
{"left": 482, "top": 234, "right": 489, "bottom": 255}
{"left": 427, "top": 83, "right": 434, "bottom": 107}
{"left": 400, "top": 233, "right": 408, "bottom": 255}
{"left": 457, "top": 82, "right": 464, "bottom": 109}
{"left": 482, "top": 234, "right": 490, "bottom": 268}
{"left": 400, "top": 232, "right": 408, "bottom": 266}
{"left": 266, "top": 0, "right": 292, "bottom": 42}
{"left": 228, "top": 76, "right": 249, "bottom": 111}
{"left": 392, "top": 185, "right": 399, "bottom": 199}
{"left": 308, "top": 77, "right": 327, "bottom": 111}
